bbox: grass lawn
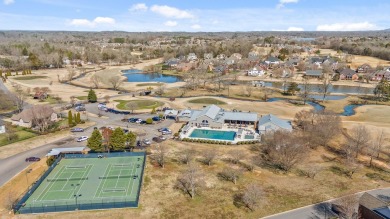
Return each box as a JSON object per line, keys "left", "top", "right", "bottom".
{"left": 76, "top": 96, "right": 88, "bottom": 100}
{"left": 136, "top": 83, "right": 164, "bottom": 87}
{"left": 13, "top": 76, "right": 48, "bottom": 80}
{"left": 114, "top": 99, "right": 164, "bottom": 110}
{"left": 188, "top": 98, "right": 227, "bottom": 105}
{"left": 0, "top": 128, "right": 37, "bottom": 147}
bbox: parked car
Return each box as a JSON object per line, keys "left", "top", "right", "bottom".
{"left": 77, "top": 136, "right": 88, "bottom": 142}
{"left": 158, "top": 135, "right": 167, "bottom": 141}
{"left": 75, "top": 106, "right": 86, "bottom": 112}
{"left": 128, "top": 118, "right": 138, "bottom": 123}
{"left": 139, "top": 120, "right": 147, "bottom": 125}
{"left": 152, "top": 137, "right": 163, "bottom": 143}
{"left": 152, "top": 116, "right": 161, "bottom": 121}
{"left": 158, "top": 127, "right": 171, "bottom": 132}
{"left": 25, "top": 157, "right": 41, "bottom": 162}
{"left": 71, "top": 128, "right": 84, "bottom": 132}
{"left": 143, "top": 139, "right": 151, "bottom": 145}
{"left": 161, "top": 130, "right": 172, "bottom": 135}
{"left": 123, "top": 129, "right": 129, "bottom": 133}
{"left": 135, "top": 119, "right": 143, "bottom": 124}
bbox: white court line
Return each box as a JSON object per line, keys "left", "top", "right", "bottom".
{"left": 65, "top": 164, "right": 91, "bottom": 200}
{"left": 35, "top": 164, "right": 65, "bottom": 201}
{"left": 59, "top": 172, "right": 74, "bottom": 191}
{"left": 127, "top": 162, "right": 137, "bottom": 198}
{"left": 93, "top": 163, "right": 111, "bottom": 199}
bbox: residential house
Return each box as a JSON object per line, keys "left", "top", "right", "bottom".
{"left": 0, "top": 119, "right": 5, "bottom": 134}
{"left": 357, "top": 63, "right": 373, "bottom": 73}
{"left": 369, "top": 70, "right": 390, "bottom": 81}
{"left": 248, "top": 51, "right": 259, "bottom": 61}
{"left": 304, "top": 70, "right": 323, "bottom": 78}
{"left": 213, "top": 65, "right": 229, "bottom": 74}
{"left": 258, "top": 114, "right": 292, "bottom": 134}
{"left": 177, "top": 109, "right": 194, "bottom": 122}
{"left": 265, "top": 56, "right": 281, "bottom": 65}
{"left": 33, "top": 91, "right": 48, "bottom": 100}
{"left": 247, "top": 67, "right": 265, "bottom": 76}
{"left": 339, "top": 68, "right": 359, "bottom": 80}
{"left": 187, "top": 53, "right": 198, "bottom": 62}
{"left": 358, "top": 192, "right": 390, "bottom": 219}
{"left": 224, "top": 57, "right": 236, "bottom": 65}
{"left": 182, "top": 105, "right": 258, "bottom": 129}
{"left": 230, "top": 53, "right": 243, "bottom": 60}
{"left": 286, "top": 57, "right": 300, "bottom": 66}
{"left": 11, "top": 105, "right": 58, "bottom": 128}
{"left": 204, "top": 53, "right": 213, "bottom": 59}
{"left": 165, "top": 58, "right": 180, "bottom": 69}
{"left": 177, "top": 62, "right": 196, "bottom": 72}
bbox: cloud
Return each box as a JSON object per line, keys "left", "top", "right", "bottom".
{"left": 316, "top": 22, "right": 379, "bottom": 31}
{"left": 277, "top": 0, "right": 299, "bottom": 9}
{"left": 129, "top": 3, "right": 148, "bottom": 12}
{"left": 69, "top": 17, "right": 115, "bottom": 28}
{"left": 191, "top": 24, "right": 201, "bottom": 30}
{"left": 287, "top": 26, "right": 304, "bottom": 31}
{"left": 150, "top": 5, "right": 194, "bottom": 19}
{"left": 3, "top": 0, "right": 14, "bottom": 5}
{"left": 164, "top": 21, "right": 177, "bottom": 27}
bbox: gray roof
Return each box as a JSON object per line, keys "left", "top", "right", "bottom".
{"left": 198, "top": 105, "right": 221, "bottom": 120}
{"left": 224, "top": 111, "right": 258, "bottom": 122}
{"left": 0, "top": 119, "right": 4, "bottom": 126}
{"left": 47, "top": 147, "right": 87, "bottom": 156}
{"left": 266, "top": 56, "right": 281, "bottom": 62}
{"left": 164, "top": 109, "right": 178, "bottom": 116}
{"left": 305, "top": 70, "right": 322, "bottom": 76}
{"left": 258, "top": 114, "right": 292, "bottom": 131}
{"left": 340, "top": 68, "right": 356, "bottom": 76}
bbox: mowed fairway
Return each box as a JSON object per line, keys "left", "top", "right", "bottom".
{"left": 20, "top": 154, "right": 145, "bottom": 213}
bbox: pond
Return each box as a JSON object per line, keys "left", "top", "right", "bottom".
{"left": 122, "top": 69, "right": 183, "bottom": 83}
{"left": 342, "top": 104, "right": 363, "bottom": 116}
{"left": 263, "top": 82, "right": 374, "bottom": 95}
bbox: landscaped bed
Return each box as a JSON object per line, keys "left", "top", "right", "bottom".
{"left": 0, "top": 127, "right": 37, "bottom": 147}
{"left": 114, "top": 100, "right": 164, "bottom": 110}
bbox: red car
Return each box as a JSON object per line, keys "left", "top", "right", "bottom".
{"left": 25, "top": 157, "right": 41, "bottom": 162}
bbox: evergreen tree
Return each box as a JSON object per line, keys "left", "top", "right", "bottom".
{"left": 88, "top": 89, "right": 97, "bottom": 103}
{"left": 0, "top": 70, "right": 2, "bottom": 77}
{"left": 68, "top": 110, "right": 73, "bottom": 126}
{"left": 76, "top": 112, "right": 81, "bottom": 123}
{"left": 111, "top": 127, "right": 126, "bottom": 151}
{"left": 87, "top": 130, "right": 103, "bottom": 152}
{"left": 22, "top": 47, "right": 28, "bottom": 56}
{"left": 287, "top": 82, "right": 300, "bottom": 95}
{"left": 126, "top": 132, "right": 137, "bottom": 150}
{"left": 73, "top": 113, "right": 77, "bottom": 123}
{"left": 151, "top": 107, "right": 156, "bottom": 114}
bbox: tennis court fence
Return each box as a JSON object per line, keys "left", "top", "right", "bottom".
{"left": 13, "top": 151, "right": 147, "bottom": 214}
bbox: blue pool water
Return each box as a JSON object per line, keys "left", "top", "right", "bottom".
{"left": 189, "top": 129, "right": 236, "bottom": 141}
{"left": 122, "top": 69, "right": 183, "bottom": 83}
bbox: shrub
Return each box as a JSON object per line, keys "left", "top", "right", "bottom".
{"left": 227, "top": 142, "right": 232, "bottom": 145}
{"left": 46, "top": 156, "right": 56, "bottom": 166}
{"left": 146, "top": 118, "right": 153, "bottom": 124}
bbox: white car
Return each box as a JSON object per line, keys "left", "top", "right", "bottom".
{"left": 161, "top": 130, "right": 172, "bottom": 135}
{"left": 77, "top": 136, "right": 88, "bottom": 142}
{"left": 143, "top": 139, "right": 151, "bottom": 145}
{"left": 135, "top": 119, "right": 143, "bottom": 124}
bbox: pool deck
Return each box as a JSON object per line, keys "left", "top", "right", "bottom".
{"left": 180, "top": 125, "right": 260, "bottom": 144}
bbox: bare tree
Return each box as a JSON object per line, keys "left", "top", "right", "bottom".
{"left": 365, "top": 129, "right": 386, "bottom": 167}
{"left": 228, "top": 149, "right": 246, "bottom": 164}
{"left": 261, "top": 131, "right": 307, "bottom": 172}
{"left": 218, "top": 166, "right": 243, "bottom": 184}
{"left": 156, "top": 84, "right": 166, "bottom": 95}
{"left": 3, "top": 191, "right": 17, "bottom": 210}
{"left": 90, "top": 74, "right": 102, "bottom": 88}
{"left": 176, "top": 163, "right": 204, "bottom": 199}
{"left": 347, "top": 125, "right": 371, "bottom": 158}
{"left": 296, "top": 61, "right": 307, "bottom": 72}
{"left": 245, "top": 83, "right": 254, "bottom": 97}
{"left": 242, "top": 184, "right": 264, "bottom": 211}
{"left": 201, "top": 149, "right": 218, "bottom": 166}
{"left": 13, "top": 84, "right": 26, "bottom": 112}
{"left": 109, "top": 76, "right": 123, "bottom": 90}
{"left": 128, "top": 101, "right": 138, "bottom": 113}
{"left": 66, "top": 67, "right": 76, "bottom": 82}
{"left": 298, "top": 77, "right": 310, "bottom": 105}
{"left": 299, "top": 165, "right": 322, "bottom": 179}
{"left": 153, "top": 144, "right": 167, "bottom": 168}
{"left": 30, "top": 105, "right": 54, "bottom": 133}
{"left": 333, "top": 194, "right": 359, "bottom": 219}
{"left": 180, "top": 148, "right": 197, "bottom": 165}
{"left": 320, "top": 73, "right": 332, "bottom": 102}
{"left": 104, "top": 95, "right": 110, "bottom": 103}
{"left": 70, "top": 96, "right": 76, "bottom": 106}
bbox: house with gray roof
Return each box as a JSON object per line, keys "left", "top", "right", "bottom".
{"left": 304, "top": 70, "right": 323, "bottom": 78}
{"left": 180, "top": 105, "right": 258, "bottom": 129}
{"left": 0, "top": 119, "right": 5, "bottom": 134}
{"left": 265, "top": 56, "right": 281, "bottom": 65}
{"left": 258, "top": 114, "right": 292, "bottom": 134}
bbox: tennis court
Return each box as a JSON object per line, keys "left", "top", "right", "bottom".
{"left": 17, "top": 153, "right": 145, "bottom": 213}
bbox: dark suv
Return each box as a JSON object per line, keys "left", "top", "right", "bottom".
{"left": 25, "top": 157, "right": 41, "bottom": 162}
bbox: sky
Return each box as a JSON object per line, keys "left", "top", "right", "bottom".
{"left": 0, "top": 0, "right": 389, "bottom": 32}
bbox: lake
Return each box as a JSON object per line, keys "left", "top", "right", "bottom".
{"left": 263, "top": 82, "right": 374, "bottom": 95}
{"left": 122, "top": 69, "right": 183, "bottom": 83}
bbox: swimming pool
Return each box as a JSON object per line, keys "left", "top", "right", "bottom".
{"left": 189, "top": 129, "right": 236, "bottom": 141}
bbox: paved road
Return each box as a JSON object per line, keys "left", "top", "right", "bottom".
{"left": 0, "top": 102, "right": 174, "bottom": 187}
{"left": 263, "top": 188, "right": 390, "bottom": 219}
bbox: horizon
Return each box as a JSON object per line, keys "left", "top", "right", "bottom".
{"left": 1, "top": 0, "right": 390, "bottom": 32}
